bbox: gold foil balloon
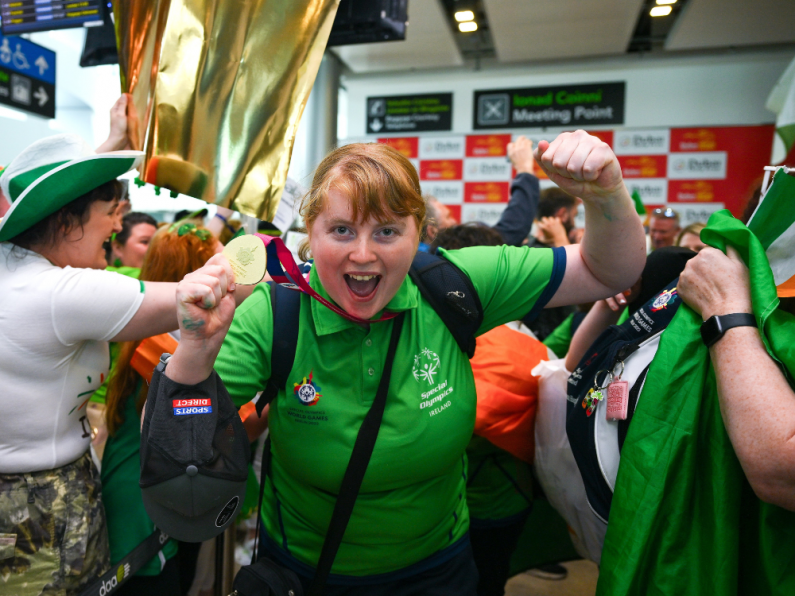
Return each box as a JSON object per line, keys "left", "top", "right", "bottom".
{"left": 113, "top": 0, "right": 171, "bottom": 151}
{"left": 115, "top": 0, "right": 339, "bottom": 221}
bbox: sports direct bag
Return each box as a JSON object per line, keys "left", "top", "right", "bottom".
{"left": 566, "top": 280, "right": 682, "bottom": 528}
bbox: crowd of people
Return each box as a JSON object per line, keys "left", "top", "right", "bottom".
{"left": 0, "top": 94, "right": 793, "bottom": 596}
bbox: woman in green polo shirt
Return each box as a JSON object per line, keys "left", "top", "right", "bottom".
{"left": 163, "top": 130, "right": 646, "bottom": 594}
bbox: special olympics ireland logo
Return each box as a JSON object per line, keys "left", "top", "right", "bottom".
{"left": 412, "top": 348, "right": 440, "bottom": 385}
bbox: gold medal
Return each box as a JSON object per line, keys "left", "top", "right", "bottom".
{"left": 223, "top": 235, "right": 266, "bottom": 285}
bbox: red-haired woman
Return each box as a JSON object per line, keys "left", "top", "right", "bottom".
{"left": 163, "top": 131, "right": 646, "bottom": 594}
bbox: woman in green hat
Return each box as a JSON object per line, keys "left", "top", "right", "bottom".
{"left": 0, "top": 133, "right": 236, "bottom": 596}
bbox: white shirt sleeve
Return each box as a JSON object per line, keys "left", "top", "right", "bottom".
{"left": 52, "top": 268, "right": 145, "bottom": 345}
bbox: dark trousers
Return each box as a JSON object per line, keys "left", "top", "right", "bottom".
{"left": 469, "top": 517, "right": 528, "bottom": 596}
{"left": 116, "top": 556, "right": 181, "bottom": 596}
{"left": 291, "top": 543, "right": 478, "bottom": 596}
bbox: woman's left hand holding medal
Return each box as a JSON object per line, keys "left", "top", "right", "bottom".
{"left": 166, "top": 253, "right": 237, "bottom": 385}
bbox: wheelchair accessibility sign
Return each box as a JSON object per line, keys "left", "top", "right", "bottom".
{"left": 0, "top": 33, "right": 56, "bottom": 118}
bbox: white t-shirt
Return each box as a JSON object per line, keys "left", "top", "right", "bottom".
{"left": 0, "top": 243, "right": 145, "bottom": 473}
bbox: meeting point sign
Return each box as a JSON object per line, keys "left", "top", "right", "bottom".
{"left": 473, "top": 82, "right": 625, "bottom": 130}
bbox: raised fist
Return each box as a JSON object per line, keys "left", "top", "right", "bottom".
{"left": 534, "top": 130, "right": 624, "bottom": 203}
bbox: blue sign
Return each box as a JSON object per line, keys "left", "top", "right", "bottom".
{"left": 0, "top": 33, "right": 55, "bottom": 84}
{"left": 0, "top": 32, "right": 55, "bottom": 118}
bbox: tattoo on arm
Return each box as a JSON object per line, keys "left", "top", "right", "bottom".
{"left": 182, "top": 318, "right": 206, "bottom": 331}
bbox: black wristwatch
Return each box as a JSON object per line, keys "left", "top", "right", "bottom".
{"left": 700, "top": 313, "right": 756, "bottom": 348}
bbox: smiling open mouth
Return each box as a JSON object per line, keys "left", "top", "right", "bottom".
{"left": 344, "top": 274, "right": 381, "bottom": 299}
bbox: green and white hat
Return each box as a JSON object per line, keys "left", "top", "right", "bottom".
{"left": 0, "top": 134, "right": 143, "bottom": 242}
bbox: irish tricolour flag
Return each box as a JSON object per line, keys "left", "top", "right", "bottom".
{"left": 748, "top": 169, "right": 795, "bottom": 297}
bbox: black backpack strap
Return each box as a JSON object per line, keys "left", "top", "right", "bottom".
{"left": 409, "top": 251, "right": 483, "bottom": 358}
{"left": 307, "top": 312, "right": 407, "bottom": 596}
{"left": 257, "top": 282, "right": 300, "bottom": 417}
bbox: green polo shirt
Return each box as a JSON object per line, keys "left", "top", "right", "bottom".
{"left": 215, "top": 244, "right": 562, "bottom": 577}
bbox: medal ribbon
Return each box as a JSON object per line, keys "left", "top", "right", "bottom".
{"left": 253, "top": 233, "right": 399, "bottom": 325}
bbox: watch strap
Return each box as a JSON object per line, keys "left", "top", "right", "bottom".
{"left": 700, "top": 313, "right": 756, "bottom": 348}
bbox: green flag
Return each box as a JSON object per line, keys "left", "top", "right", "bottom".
{"left": 597, "top": 210, "right": 795, "bottom": 595}
{"left": 630, "top": 189, "right": 646, "bottom": 216}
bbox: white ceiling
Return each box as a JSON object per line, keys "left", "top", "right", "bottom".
{"left": 330, "top": 0, "right": 462, "bottom": 73}
{"left": 666, "top": 0, "right": 795, "bottom": 51}
{"left": 332, "top": 0, "right": 795, "bottom": 75}
{"left": 484, "top": 0, "right": 645, "bottom": 63}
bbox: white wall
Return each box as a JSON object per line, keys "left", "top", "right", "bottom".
{"left": 342, "top": 48, "right": 794, "bottom": 140}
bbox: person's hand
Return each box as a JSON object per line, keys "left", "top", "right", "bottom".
{"left": 507, "top": 135, "right": 535, "bottom": 175}
{"left": 536, "top": 216, "right": 570, "bottom": 247}
{"left": 176, "top": 253, "right": 237, "bottom": 345}
{"left": 96, "top": 94, "right": 131, "bottom": 153}
{"left": 534, "top": 130, "right": 624, "bottom": 204}
{"left": 604, "top": 277, "right": 642, "bottom": 311}
{"left": 678, "top": 246, "right": 752, "bottom": 320}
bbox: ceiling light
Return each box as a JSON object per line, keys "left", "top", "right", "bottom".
{"left": 656, "top": 0, "right": 677, "bottom": 4}
{"left": 454, "top": 10, "right": 475, "bottom": 22}
{"left": 459, "top": 21, "right": 478, "bottom": 32}
{"left": 650, "top": 5, "right": 672, "bottom": 16}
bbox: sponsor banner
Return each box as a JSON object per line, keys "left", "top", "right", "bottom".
{"left": 667, "top": 151, "right": 727, "bottom": 180}
{"left": 462, "top": 203, "right": 508, "bottom": 227}
{"left": 377, "top": 136, "right": 418, "bottom": 158}
{"left": 409, "top": 158, "right": 419, "bottom": 175}
{"left": 614, "top": 129, "right": 670, "bottom": 155}
{"left": 466, "top": 134, "right": 511, "bottom": 157}
{"left": 474, "top": 82, "right": 625, "bottom": 130}
{"left": 618, "top": 155, "right": 667, "bottom": 178}
{"left": 367, "top": 93, "right": 452, "bottom": 133}
{"left": 447, "top": 204, "right": 462, "bottom": 223}
{"left": 464, "top": 181, "right": 510, "bottom": 203}
{"left": 625, "top": 178, "right": 668, "bottom": 204}
{"left": 419, "top": 135, "right": 465, "bottom": 159}
{"left": 464, "top": 157, "right": 512, "bottom": 182}
{"left": 370, "top": 125, "right": 773, "bottom": 218}
{"left": 675, "top": 202, "right": 726, "bottom": 226}
{"left": 420, "top": 180, "right": 464, "bottom": 204}
{"left": 420, "top": 159, "right": 463, "bottom": 181}
{"left": 668, "top": 180, "right": 720, "bottom": 203}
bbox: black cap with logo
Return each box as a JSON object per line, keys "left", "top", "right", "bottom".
{"left": 140, "top": 357, "right": 250, "bottom": 542}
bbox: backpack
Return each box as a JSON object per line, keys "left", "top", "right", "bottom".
{"left": 566, "top": 279, "right": 683, "bottom": 525}
{"left": 255, "top": 251, "right": 484, "bottom": 414}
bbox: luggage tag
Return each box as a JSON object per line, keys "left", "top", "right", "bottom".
{"left": 583, "top": 370, "right": 611, "bottom": 417}
{"left": 606, "top": 360, "right": 630, "bottom": 421}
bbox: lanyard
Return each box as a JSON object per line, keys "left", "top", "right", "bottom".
{"left": 254, "top": 233, "right": 400, "bottom": 325}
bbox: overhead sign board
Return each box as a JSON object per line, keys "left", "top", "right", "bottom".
{"left": 1, "top": 1, "right": 103, "bottom": 35}
{"left": 0, "top": 32, "right": 55, "bottom": 118}
{"left": 473, "top": 82, "right": 625, "bottom": 130}
{"left": 366, "top": 93, "right": 452, "bottom": 134}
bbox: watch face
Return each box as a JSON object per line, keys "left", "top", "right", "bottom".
{"left": 700, "top": 316, "right": 721, "bottom": 347}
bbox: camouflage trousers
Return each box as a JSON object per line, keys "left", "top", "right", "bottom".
{"left": 0, "top": 451, "right": 109, "bottom": 596}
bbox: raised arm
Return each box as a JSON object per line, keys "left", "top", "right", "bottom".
{"left": 110, "top": 253, "right": 247, "bottom": 342}
{"left": 539, "top": 131, "right": 646, "bottom": 308}
{"left": 679, "top": 246, "right": 795, "bottom": 511}
{"left": 163, "top": 254, "right": 237, "bottom": 385}
{"left": 493, "top": 136, "right": 539, "bottom": 246}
